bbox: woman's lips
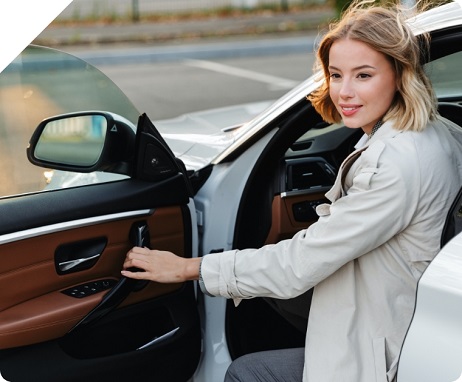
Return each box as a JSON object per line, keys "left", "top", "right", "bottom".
{"left": 340, "top": 105, "right": 361, "bottom": 117}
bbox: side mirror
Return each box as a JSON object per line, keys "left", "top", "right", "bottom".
{"left": 27, "top": 111, "right": 136, "bottom": 175}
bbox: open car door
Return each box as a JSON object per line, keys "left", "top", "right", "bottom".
{"left": 0, "top": 110, "right": 200, "bottom": 381}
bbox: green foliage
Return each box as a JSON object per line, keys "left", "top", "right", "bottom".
{"left": 333, "top": 0, "right": 352, "bottom": 16}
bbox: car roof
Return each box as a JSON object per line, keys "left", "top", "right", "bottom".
{"left": 408, "top": 0, "right": 462, "bottom": 34}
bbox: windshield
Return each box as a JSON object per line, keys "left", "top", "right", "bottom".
{"left": 0, "top": 45, "right": 140, "bottom": 197}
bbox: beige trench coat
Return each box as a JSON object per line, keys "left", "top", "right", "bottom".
{"left": 202, "top": 117, "right": 462, "bottom": 382}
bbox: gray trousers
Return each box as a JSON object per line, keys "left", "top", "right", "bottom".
{"left": 224, "top": 348, "right": 305, "bottom": 382}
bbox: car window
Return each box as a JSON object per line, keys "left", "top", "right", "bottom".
{"left": 426, "top": 51, "right": 462, "bottom": 100}
{"left": 0, "top": 45, "right": 140, "bottom": 198}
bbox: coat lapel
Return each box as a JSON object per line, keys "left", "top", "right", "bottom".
{"left": 325, "top": 122, "right": 399, "bottom": 202}
{"left": 325, "top": 147, "right": 367, "bottom": 202}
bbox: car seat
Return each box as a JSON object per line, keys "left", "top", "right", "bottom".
{"left": 439, "top": 102, "right": 462, "bottom": 247}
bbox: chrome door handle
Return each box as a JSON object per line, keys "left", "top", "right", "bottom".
{"left": 67, "top": 221, "right": 150, "bottom": 335}
{"left": 58, "top": 253, "right": 101, "bottom": 272}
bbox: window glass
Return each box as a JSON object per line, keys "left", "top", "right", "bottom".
{"left": 426, "top": 51, "right": 462, "bottom": 100}
{"left": 0, "top": 46, "right": 139, "bottom": 197}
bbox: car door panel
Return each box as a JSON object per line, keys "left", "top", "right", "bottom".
{"left": 0, "top": 175, "right": 189, "bottom": 235}
{"left": 265, "top": 192, "right": 329, "bottom": 244}
{"left": 1, "top": 290, "right": 200, "bottom": 382}
{"left": 0, "top": 205, "right": 184, "bottom": 348}
{"left": 264, "top": 156, "right": 335, "bottom": 244}
{"left": 0, "top": 176, "right": 200, "bottom": 381}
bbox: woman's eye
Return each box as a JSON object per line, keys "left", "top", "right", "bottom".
{"left": 357, "top": 73, "right": 371, "bottom": 79}
{"left": 329, "top": 73, "right": 341, "bottom": 79}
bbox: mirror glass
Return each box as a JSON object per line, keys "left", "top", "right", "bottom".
{"left": 34, "top": 115, "right": 107, "bottom": 167}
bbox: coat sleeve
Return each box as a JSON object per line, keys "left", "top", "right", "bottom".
{"left": 201, "top": 141, "right": 420, "bottom": 301}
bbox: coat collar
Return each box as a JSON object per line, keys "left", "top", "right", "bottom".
{"left": 325, "top": 120, "right": 401, "bottom": 202}
{"left": 355, "top": 120, "right": 402, "bottom": 149}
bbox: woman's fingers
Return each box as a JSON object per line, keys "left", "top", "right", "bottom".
{"left": 123, "top": 247, "right": 149, "bottom": 269}
{"left": 120, "top": 268, "right": 147, "bottom": 279}
{"left": 121, "top": 247, "right": 188, "bottom": 283}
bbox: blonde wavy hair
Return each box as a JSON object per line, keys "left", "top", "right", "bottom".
{"left": 307, "top": 0, "right": 438, "bottom": 132}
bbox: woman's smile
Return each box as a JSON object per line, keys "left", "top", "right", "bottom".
{"left": 339, "top": 104, "right": 362, "bottom": 116}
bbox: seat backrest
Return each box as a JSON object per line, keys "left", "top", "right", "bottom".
{"left": 438, "top": 102, "right": 462, "bottom": 128}
{"left": 438, "top": 102, "right": 462, "bottom": 247}
{"left": 441, "top": 186, "right": 462, "bottom": 247}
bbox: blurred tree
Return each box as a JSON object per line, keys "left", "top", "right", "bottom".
{"left": 132, "top": 0, "right": 139, "bottom": 22}
{"left": 334, "top": 0, "right": 352, "bottom": 16}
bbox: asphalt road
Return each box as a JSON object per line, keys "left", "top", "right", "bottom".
{"left": 65, "top": 36, "right": 317, "bottom": 120}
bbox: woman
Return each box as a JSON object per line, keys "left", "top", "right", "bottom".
{"left": 122, "top": 1, "right": 462, "bottom": 381}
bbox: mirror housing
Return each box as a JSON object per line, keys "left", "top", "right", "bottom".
{"left": 27, "top": 111, "right": 136, "bottom": 175}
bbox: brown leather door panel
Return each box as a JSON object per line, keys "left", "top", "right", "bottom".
{"left": 265, "top": 193, "right": 327, "bottom": 244}
{"left": 0, "top": 206, "right": 185, "bottom": 349}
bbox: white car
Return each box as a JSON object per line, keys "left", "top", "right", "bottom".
{"left": 1, "top": 1, "right": 462, "bottom": 381}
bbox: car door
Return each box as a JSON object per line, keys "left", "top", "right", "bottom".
{"left": 0, "top": 45, "right": 200, "bottom": 382}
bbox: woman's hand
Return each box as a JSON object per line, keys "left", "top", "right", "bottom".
{"left": 121, "top": 246, "right": 201, "bottom": 283}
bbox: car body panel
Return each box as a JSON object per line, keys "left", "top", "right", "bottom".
{"left": 157, "top": 101, "right": 273, "bottom": 171}
{"left": 192, "top": 130, "right": 277, "bottom": 381}
{"left": 398, "top": 233, "right": 462, "bottom": 381}
{"left": 407, "top": 0, "right": 462, "bottom": 33}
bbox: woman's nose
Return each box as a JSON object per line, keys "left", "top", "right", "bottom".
{"left": 339, "top": 79, "right": 354, "bottom": 99}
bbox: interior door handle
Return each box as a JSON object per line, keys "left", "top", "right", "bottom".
{"left": 58, "top": 253, "right": 101, "bottom": 272}
{"left": 67, "top": 221, "right": 150, "bottom": 335}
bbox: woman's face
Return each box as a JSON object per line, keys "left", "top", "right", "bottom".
{"left": 328, "top": 38, "right": 397, "bottom": 135}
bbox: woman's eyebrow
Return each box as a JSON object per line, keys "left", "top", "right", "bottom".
{"left": 328, "top": 64, "right": 377, "bottom": 71}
